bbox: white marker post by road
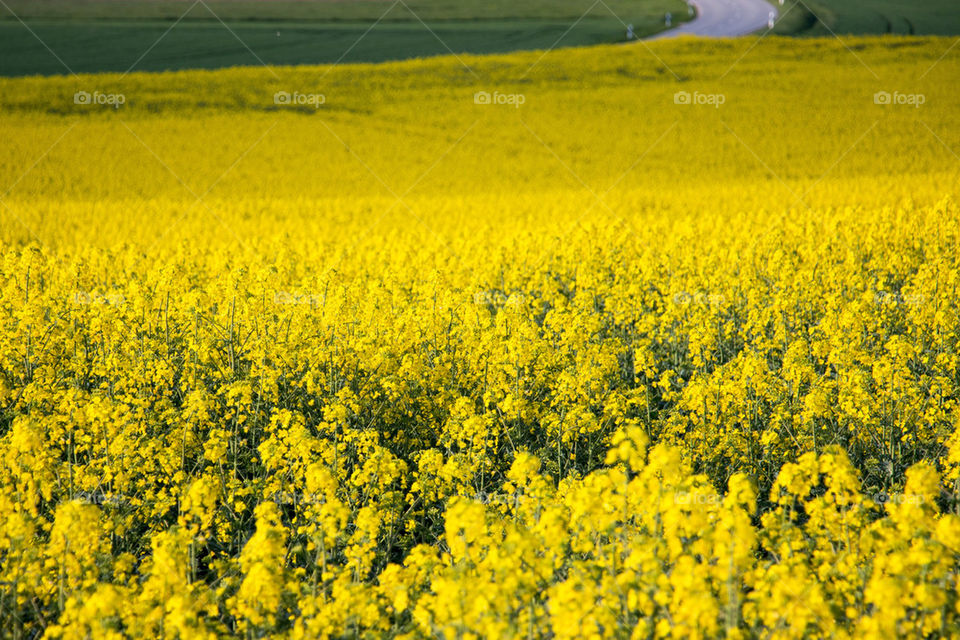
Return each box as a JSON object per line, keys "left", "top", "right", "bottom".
{"left": 768, "top": 11, "right": 775, "bottom": 28}
{"left": 627, "top": 24, "right": 634, "bottom": 39}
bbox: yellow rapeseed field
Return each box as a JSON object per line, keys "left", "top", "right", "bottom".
{"left": 1, "top": 36, "right": 959, "bottom": 638}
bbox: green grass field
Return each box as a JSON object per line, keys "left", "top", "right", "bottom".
{"left": 772, "top": 0, "right": 960, "bottom": 36}
{"left": 1, "top": 0, "right": 958, "bottom": 77}
{"left": 0, "top": 0, "right": 690, "bottom": 76}
{"left": 2, "top": 0, "right": 682, "bottom": 21}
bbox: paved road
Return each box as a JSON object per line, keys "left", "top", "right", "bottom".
{"left": 647, "top": 0, "right": 778, "bottom": 39}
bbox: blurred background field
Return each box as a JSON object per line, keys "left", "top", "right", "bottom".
{"left": 772, "top": 0, "right": 960, "bottom": 36}
{"left": 0, "top": 0, "right": 692, "bottom": 76}
{"left": 1, "top": 37, "right": 957, "bottom": 230}
{"left": 4, "top": 0, "right": 959, "bottom": 77}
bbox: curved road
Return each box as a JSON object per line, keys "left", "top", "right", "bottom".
{"left": 647, "top": 0, "right": 778, "bottom": 39}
